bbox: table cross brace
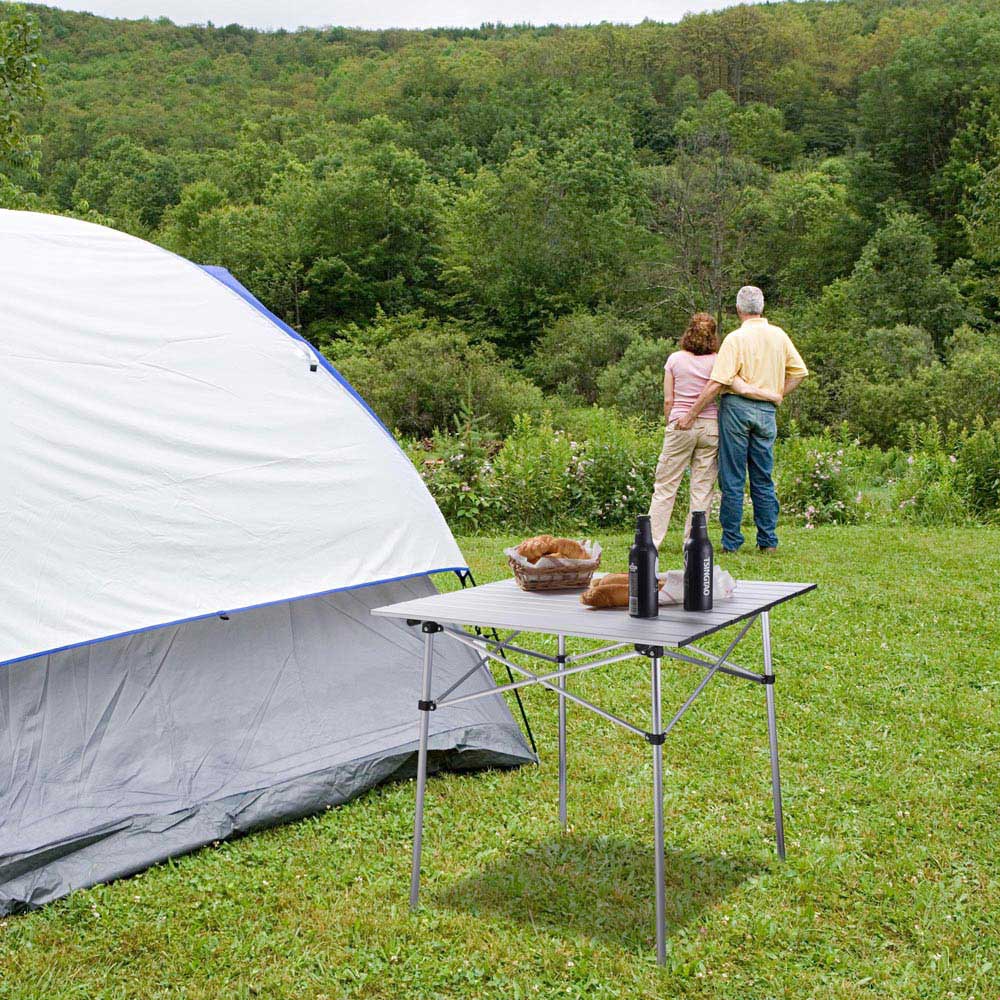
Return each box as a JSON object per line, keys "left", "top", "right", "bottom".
{"left": 406, "top": 607, "right": 787, "bottom": 967}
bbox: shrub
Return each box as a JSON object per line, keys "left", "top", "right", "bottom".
{"left": 403, "top": 409, "right": 504, "bottom": 533}
{"left": 406, "top": 407, "right": 665, "bottom": 533}
{"left": 955, "top": 421, "right": 1000, "bottom": 518}
{"left": 775, "top": 431, "right": 862, "bottom": 527}
{"left": 560, "top": 409, "right": 661, "bottom": 527}
{"left": 486, "top": 415, "right": 577, "bottom": 530}
{"left": 402, "top": 406, "right": 999, "bottom": 535}
{"left": 892, "top": 450, "right": 968, "bottom": 525}
{"left": 526, "top": 310, "right": 647, "bottom": 404}
{"left": 836, "top": 364, "right": 944, "bottom": 449}
{"left": 935, "top": 343, "right": 1000, "bottom": 433}
{"left": 596, "top": 336, "right": 672, "bottom": 417}
{"left": 327, "top": 312, "right": 544, "bottom": 436}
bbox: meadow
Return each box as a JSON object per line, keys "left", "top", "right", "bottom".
{"left": 3, "top": 2, "right": 1000, "bottom": 996}
{"left": 1, "top": 526, "right": 997, "bottom": 1000}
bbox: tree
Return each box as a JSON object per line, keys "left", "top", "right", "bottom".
{"left": 442, "top": 124, "right": 651, "bottom": 349}
{"left": 963, "top": 143, "right": 1000, "bottom": 268}
{"left": 752, "top": 165, "right": 867, "bottom": 300}
{"left": 672, "top": 3, "right": 809, "bottom": 106}
{"left": 158, "top": 180, "right": 228, "bottom": 253}
{"left": 526, "top": 310, "right": 647, "bottom": 404}
{"left": 673, "top": 90, "right": 802, "bottom": 167}
{"left": 837, "top": 211, "right": 970, "bottom": 351}
{"left": 72, "top": 137, "right": 180, "bottom": 233}
{"left": 858, "top": 6, "right": 1000, "bottom": 252}
{"left": 0, "top": 6, "right": 44, "bottom": 172}
{"left": 596, "top": 336, "right": 671, "bottom": 417}
{"left": 327, "top": 312, "right": 545, "bottom": 435}
{"left": 161, "top": 139, "right": 447, "bottom": 332}
{"left": 297, "top": 140, "right": 446, "bottom": 327}
{"left": 644, "top": 146, "right": 764, "bottom": 323}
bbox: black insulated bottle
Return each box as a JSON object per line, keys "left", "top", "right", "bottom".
{"left": 683, "top": 511, "right": 714, "bottom": 611}
{"left": 628, "top": 515, "right": 659, "bottom": 619}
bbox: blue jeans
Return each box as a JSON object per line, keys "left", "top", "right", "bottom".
{"left": 718, "top": 394, "right": 780, "bottom": 551}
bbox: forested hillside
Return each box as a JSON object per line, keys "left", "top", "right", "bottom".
{"left": 3, "top": 0, "right": 999, "bottom": 464}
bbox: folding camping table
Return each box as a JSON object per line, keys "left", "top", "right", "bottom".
{"left": 372, "top": 577, "right": 816, "bottom": 965}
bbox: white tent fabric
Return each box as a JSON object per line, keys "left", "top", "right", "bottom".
{"left": 0, "top": 210, "right": 533, "bottom": 912}
{"left": 0, "top": 209, "right": 464, "bottom": 665}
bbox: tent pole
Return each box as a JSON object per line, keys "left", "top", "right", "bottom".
{"left": 456, "top": 569, "right": 538, "bottom": 758}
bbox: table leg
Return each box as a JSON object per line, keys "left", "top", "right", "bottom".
{"left": 650, "top": 651, "right": 666, "bottom": 966}
{"left": 410, "top": 625, "right": 436, "bottom": 909}
{"left": 761, "top": 611, "right": 786, "bottom": 860}
{"left": 557, "top": 634, "right": 567, "bottom": 832}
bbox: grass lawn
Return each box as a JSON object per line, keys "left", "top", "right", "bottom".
{"left": 1, "top": 527, "right": 998, "bottom": 999}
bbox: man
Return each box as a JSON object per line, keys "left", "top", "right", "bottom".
{"left": 676, "top": 286, "right": 808, "bottom": 553}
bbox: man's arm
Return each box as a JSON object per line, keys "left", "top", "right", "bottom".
{"left": 782, "top": 336, "right": 808, "bottom": 399}
{"left": 675, "top": 380, "right": 725, "bottom": 430}
{"left": 732, "top": 374, "right": 782, "bottom": 404}
{"left": 781, "top": 375, "right": 805, "bottom": 397}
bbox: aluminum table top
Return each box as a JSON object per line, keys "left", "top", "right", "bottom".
{"left": 373, "top": 577, "right": 816, "bottom": 647}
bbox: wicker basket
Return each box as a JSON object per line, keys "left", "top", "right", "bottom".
{"left": 506, "top": 549, "right": 601, "bottom": 592}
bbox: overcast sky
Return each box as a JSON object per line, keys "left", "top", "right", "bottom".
{"left": 51, "top": 0, "right": 748, "bottom": 31}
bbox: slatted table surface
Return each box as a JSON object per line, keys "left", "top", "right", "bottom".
{"left": 372, "top": 577, "right": 816, "bottom": 646}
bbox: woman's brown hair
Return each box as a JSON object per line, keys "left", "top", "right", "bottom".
{"left": 679, "top": 312, "right": 719, "bottom": 355}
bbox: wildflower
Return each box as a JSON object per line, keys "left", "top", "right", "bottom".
{"left": 907, "top": 455, "right": 915, "bottom": 465}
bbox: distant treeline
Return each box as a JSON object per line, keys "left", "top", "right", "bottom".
{"left": 3, "top": 0, "right": 1000, "bottom": 447}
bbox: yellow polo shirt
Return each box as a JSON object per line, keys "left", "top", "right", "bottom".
{"left": 710, "top": 317, "right": 808, "bottom": 397}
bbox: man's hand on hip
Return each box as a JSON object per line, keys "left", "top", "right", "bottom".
{"left": 675, "top": 413, "right": 695, "bottom": 431}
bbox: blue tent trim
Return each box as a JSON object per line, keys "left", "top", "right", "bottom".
{"left": 198, "top": 265, "right": 400, "bottom": 451}
{"left": 0, "top": 566, "right": 468, "bottom": 668}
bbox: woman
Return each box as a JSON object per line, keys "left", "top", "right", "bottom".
{"left": 648, "top": 313, "right": 781, "bottom": 549}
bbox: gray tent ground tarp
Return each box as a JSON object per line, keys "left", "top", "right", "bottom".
{"left": 0, "top": 210, "right": 533, "bottom": 914}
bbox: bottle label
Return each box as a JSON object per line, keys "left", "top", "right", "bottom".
{"left": 702, "top": 557, "right": 712, "bottom": 597}
{"left": 628, "top": 562, "right": 638, "bottom": 615}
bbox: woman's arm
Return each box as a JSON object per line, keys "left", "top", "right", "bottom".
{"left": 731, "top": 374, "right": 782, "bottom": 405}
{"left": 663, "top": 368, "right": 674, "bottom": 421}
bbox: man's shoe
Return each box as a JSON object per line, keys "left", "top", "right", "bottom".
{"left": 758, "top": 546, "right": 778, "bottom": 554}
{"left": 721, "top": 547, "right": 741, "bottom": 554}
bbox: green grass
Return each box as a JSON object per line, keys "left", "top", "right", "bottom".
{"left": 2, "top": 527, "right": 998, "bottom": 999}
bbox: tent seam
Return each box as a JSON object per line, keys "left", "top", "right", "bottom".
{"left": 0, "top": 567, "right": 469, "bottom": 668}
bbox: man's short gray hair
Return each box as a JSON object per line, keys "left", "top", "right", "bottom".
{"left": 736, "top": 285, "right": 765, "bottom": 316}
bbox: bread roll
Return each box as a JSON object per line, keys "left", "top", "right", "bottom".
{"left": 581, "top": 582, "right": 630, "bottom": 608}
{"left": 580, "top": 572, "right": 662, "bottom": 608}
{"left": 549, "top": 538, "right": 588, "bottom": 560}
{"left": 516, "top": 534, "right": 556, "bottom": 563}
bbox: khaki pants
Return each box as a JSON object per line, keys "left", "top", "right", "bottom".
{"left": 648, "top": 417, "right": 719, "bottom": 548}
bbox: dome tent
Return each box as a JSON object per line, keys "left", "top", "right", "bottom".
{"left": 0, "top": 209, "right": 533, "bottom": 913}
